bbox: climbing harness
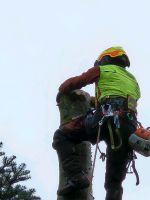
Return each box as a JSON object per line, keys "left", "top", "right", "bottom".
{"left": 91, "top": 103, "right": 122, "bottom": 181}
{"left": 91, "top": 101, "right": 143, "bottom": 187}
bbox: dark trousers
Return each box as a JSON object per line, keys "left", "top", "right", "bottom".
{"left": 52, "top": 109, "right": 137, "bottom": 192}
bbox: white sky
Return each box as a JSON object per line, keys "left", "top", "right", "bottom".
{"left": 0, "top": 0, "right": 150, "bottom": 199}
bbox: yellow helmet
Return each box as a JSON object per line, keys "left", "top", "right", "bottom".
{"left": 97, "top": 46, "right": 127, "bottom": 61}
{"left": 95, "top": 46, "right": 130, "bottom": 67}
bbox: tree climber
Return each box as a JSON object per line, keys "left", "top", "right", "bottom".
{"left": 52, "top": 47, "right": 141, "bottom": 200}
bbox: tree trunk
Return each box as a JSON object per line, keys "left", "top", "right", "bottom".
{"left": 57, "top": 142, "right": 93, "bottom": 200}
{"left": 57, "top": 90, "right": 94, "bottom": 200}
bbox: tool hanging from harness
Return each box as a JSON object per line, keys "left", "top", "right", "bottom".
{"left": 129, "top": 122, "right": 150, "bottom": 157}
{"left": 126, "top": 152, "right": 140, "bottom": 185}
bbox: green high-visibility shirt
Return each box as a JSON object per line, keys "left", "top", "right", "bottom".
{"left": 96, "top": 65, "right": 141, "bottom": 101}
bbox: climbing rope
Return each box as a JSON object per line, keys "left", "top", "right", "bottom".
{"left": 91, "top": 120, "right": 102, "bottom": 181}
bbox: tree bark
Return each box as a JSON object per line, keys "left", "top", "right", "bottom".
{"left": 57, "top": 142, "right": 93, "bottom": 200}
{"left": 57, "top": 90, "right": 94, "bottom": 200}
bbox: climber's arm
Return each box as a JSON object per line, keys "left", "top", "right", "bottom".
{"left": 59, "top": 66, "right": 100, "bottom": 93}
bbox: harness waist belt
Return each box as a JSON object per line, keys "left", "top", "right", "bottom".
{"left": 100, "top": 96, "right": 127, "bottom": 110}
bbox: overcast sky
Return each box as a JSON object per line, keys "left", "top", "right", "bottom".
{"left": 0, "top": 0, "right": 150, "bottom": 199}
